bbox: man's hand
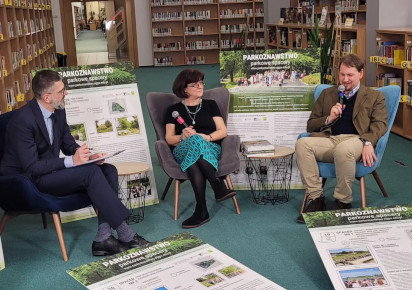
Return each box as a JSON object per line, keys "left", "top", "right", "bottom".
{"left": 89, "top": 153, "right": 107, "bottom": 165}
{"left": 361, "top": 145, "right": 377, "bottom": 167}
{"left": 328, "top": 103, "right": 345, "bottom": 123}
{"left": 73, "top": 143, "right": 91, "bottom": 166}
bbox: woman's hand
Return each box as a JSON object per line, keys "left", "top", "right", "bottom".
{"left": 181, "top": 126, "right": 196, "bottom": 140}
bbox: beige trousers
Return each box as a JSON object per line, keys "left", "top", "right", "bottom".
{"left": 295, "top": 134, "right": 363, "bottom": 203}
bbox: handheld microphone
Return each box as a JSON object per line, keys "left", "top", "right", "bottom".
{"left": 172, "top": 111, "right": 189, "bottom": 127}
{"left": 338, "top": 85, "right": 345, "bottom": 105}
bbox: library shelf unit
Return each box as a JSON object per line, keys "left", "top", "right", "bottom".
{"left": 0, "top": 0, "right": 57, "bottom": 115}
{"left": 375, "top": 27, "right": 412, "bottom": 140}
{"left": 150, "top": 0, "right": 265, "bottom": 66}
{"left": 266, "top": 0, "right": 367, "bottom": 84}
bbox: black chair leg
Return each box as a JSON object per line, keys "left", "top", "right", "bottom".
{"left": 41, "top": 213, "right": 47, "bottom": 229}
{"left": 161, "top": 177, "right": 174, "bottom": 200}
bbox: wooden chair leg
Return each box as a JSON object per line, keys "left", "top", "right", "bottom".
{"left": 0, "top": 213, "right": 10, "bottom": 235}
{"left": 161, "top": 177, "right": 174, "bottom": 200}
{"left": 41, "top": 213, "right": 47, "bottom": 229}
{"left": 52, "top": 213, "right": 68, "bottom": 261}
{"left": 359, "top": 177, "right": 367, "bottom": 209}
{"left": 225, "top": 176, "right": 240, "bottom": 214}
{"left": 372, "top": 170, "right": 388, "bottom": 197}
{"left": 174, "top": 180, "right": 181, "bottom": 221}
{"left": 300, "top": 194, "right": 308, "bottom": 214}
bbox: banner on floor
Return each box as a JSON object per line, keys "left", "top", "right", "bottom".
{"left": 304, "top": 204, "right": 412, "bottom": 289}
{"left": 220, "top": 49, "right": 320, "bottom": 189}
{"left": 67, "top": 232, "right": 286, "bottom": 289}
{"left": 50, "top": 62, "right": 158, "bottom": 223}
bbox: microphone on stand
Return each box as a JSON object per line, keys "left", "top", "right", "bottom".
{"left": 172, "top": 111, "right": 189, "bottom": 127}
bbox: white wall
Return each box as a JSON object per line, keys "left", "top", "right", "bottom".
{"left": 135, "top": 0, "right": 153, "bottom": 66}
{"left": 379, "top": 0, "right": 412, "bottom": 28}
{"left": 264, "top": 0, "right": 290, "bottom": 24}
{"left": 51, "top": 0, "right": 64, "bottom": 53}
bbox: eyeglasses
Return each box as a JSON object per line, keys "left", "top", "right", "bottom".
{"left": 48, "top": 87, "right": 66, "bottom": 95}
{"left": 187, "top": 81, "right": 205, "bottom": 88}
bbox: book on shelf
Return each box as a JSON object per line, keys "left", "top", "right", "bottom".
{"left": 407, "top": 46, "right": 412, "bottom": 61}
{"left": 334, "top": 2, "right": 342, "bottom": 25}
{"left": 241, "top": 140, "right": 275, "bottom": 154}
{"left": 318, "top": 6, "right": 328, "bottom": 26}
{"left": 407, "top": 80, "right": 412, "bottom": 98}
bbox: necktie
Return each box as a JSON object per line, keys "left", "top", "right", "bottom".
{"left": 48, "top": 113, "right": 55, "bottom": 144}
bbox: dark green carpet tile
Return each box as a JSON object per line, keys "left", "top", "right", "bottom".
{"left": 0, "top": 65, "right": 411, "bottom": 289}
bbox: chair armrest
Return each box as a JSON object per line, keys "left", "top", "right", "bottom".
{"left": 218, "top": 135, "right": 240, "bottom": 176}
{"left": 0, "top": 175, "right": 43, "bottom": 211}
{"left": 155, "top": 140, "right": 187, "bottom": 180}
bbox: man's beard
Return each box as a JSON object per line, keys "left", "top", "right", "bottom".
{"left": 51, "top": 98, "right": 65, "bottom": 110}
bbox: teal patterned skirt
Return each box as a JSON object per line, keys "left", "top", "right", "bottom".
{"left": 173, "top": 134, "right": 221, "bottom": 172}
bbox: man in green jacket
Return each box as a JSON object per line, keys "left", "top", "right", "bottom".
{"left": 296, "top": 54, "right": 388, "bottom": 223}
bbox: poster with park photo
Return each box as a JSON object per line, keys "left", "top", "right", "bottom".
{"left": 50, "top": 62, "right": 158, "bottom": 223}
{"left": 304, "top": 205, "right": 412, "bottom": 289}
{"left": 67, "top": 232, "right": 285, "bottom": 289}
{"left": 220, "top": 49, "right": 320, "bottom": 189}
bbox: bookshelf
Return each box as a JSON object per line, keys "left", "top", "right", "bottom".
{"left": 375, "top": 27, "right": 412, "bottom": 140}
{"left": 266, "top": 0, "right": 367, "bottom": 84}
{"left": 150, "top": 0, "right": 265, "bottom": 66}
{"left": 0, "top": 0, "right": 57, "bottom": 115}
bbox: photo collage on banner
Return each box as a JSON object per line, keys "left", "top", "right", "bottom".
{"left": 220, "top": 49, "right": 320, "bottom": 189}
{"left": 67, "top": 232, "right": 286, "bottom": 290}
{"left": 49, "top": 62, "right": 158, "bottom": 222}
{"left": 304, "top": 205, "right": 412, "bottom": 289}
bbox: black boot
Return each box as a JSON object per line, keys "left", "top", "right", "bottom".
{"left": 297, "top": 196, "right": 327, "bottom": 224}
{"left": 210, "top": 178, "right": 236, "bottom": 202}
{"left": 182, "top": 203, "right": 210, "bottom": 229}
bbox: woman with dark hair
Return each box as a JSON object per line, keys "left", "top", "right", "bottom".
{"left": 165, "top": 69, "right": 236, "bottom": 228}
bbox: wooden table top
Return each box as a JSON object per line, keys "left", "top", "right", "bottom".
{"left": 112, "top": 162, "right": 150, "bottom": 176}
{"left": 245, "top": 146, "right": 295, "bottom": 159}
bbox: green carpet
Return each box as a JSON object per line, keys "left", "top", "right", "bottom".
{"left": 1, "top": 65, "right": 411, "bottom": 289}
{"left": 75, "top": 29, "right": 107, "bottom": 53}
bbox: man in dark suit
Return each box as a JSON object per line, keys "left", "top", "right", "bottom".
{"left": 295, "top": 54, "right": 388, "bottom": 223}
{"left": 0, "top": 70, "right": 149, "bottom": 255}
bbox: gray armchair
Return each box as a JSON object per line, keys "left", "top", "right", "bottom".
{"left": 146, "top": 87, "right": 241, "bottom": 220}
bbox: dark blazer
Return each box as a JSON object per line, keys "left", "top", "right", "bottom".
{"left": 0, "top": 99, "right": 79, "bottom": 178}
{"left": 307, "top": 85, "right": 388, "bottom": 146}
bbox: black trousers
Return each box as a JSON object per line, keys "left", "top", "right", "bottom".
{"left": 35, "top": 163, "right": 129, "bottom": 229}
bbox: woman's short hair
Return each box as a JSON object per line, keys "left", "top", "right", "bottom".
{"left": 339, "top": 54, "right": 364, "bottom": 72}
{"left": 172, "top": 69, "right": 204, "bottom": 98}
{"left": 32, "top": 70, "right": 63, "bottom": 99}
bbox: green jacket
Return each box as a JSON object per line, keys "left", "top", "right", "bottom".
{"left": 307, "top": 85, "right": 388, "bottom": 146}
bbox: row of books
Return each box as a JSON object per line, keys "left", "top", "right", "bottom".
{"left": 220, "top": 38, "right": 264, "bottom": 48}
{"left": 184, "top": 10, "right": 211, "bottom": 20}
{"left": 375, "top": 73, "right": 402, "bottom": 88}
{"left": 185, "top": 26, "right": 204, "bottom": 35}
{"left": 152, "top": 28, "right": 172, "bottom": 36}
{"left": 153, "top": 42, "right": 182, "bottom": 51}
{"left": 220, "top": 9, "right": 253, "bottom": 18}
{"left": 341, "top": 39, "right": 357, "bottom": 55}
{"left": 152, "top": 12, "right": 182, "bottom": 22}
{"left": 186, "top": 56, "right": 205, "bottom": 65}
{"left": 280, "top": 6, "right": 315, "bottom": 26}
{"left": 408, "top": 80, "right": 412, "bottom": 98}
{"left": 186, "top": 40, "right": 218, "bottom": 50}
{"left": 152, "top": 0, "right": 181, "bottom": 6}
{"left": 376, "top": 41, "right": 405, "bottom": 65}
{"left": 0, "top": 0, "right": 51, "bottom": 8}
{"left": 406, "top": 46, "right": 412, "bottom": 62}
{"left": 154, "top": 57, "right": 173, "bottom": 66}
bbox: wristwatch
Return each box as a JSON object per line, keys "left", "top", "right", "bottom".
{"left": 360, "top": 138, "right": 372, "bottom": 146}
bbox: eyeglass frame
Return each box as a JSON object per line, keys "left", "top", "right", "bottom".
{"left": 47, "top": 87, "right": 66, "bottom": 96}
{"left": 186, "top": 81, "right": 205, "bottom": 88}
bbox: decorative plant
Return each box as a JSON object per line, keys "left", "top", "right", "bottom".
{"left": 308, "top": 16, "right": 335, "bottom": 84}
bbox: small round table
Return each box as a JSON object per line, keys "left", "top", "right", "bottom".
{"left": 244, "top": 146, "right": 295, "bottom": 205}
{"left": 113, "top": 162, "right": 150, "bottom": 224}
